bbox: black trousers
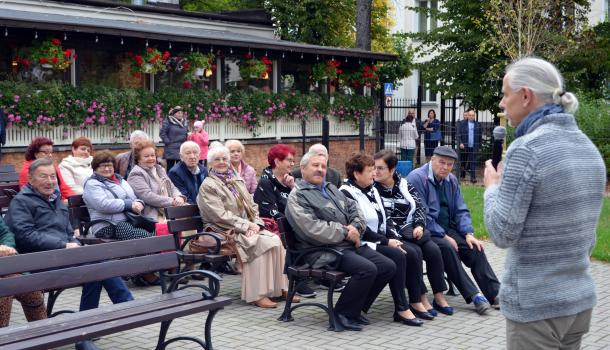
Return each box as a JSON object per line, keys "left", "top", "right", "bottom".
{"left": 406, "top": 239, "right": 447, "bottom": 296}
{"left": 432, "top": 231, "right": 500, "bottom": 303}
{"left": 460, "top": 147, "right": 477, "bottom": 180}
{"left": 165, "top": 159, "right": 178, "bottom": 170}
{"left": 375, "top": 245, "right": 409, "bottom": 312}
{"left": 335, "top": 245, "right": 395, "bottom": 318}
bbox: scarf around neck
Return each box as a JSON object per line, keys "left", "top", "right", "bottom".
{"left": 515, "top": 104, "right": 564, "bottom": 138}
{"left": 210, "top": 169, "right": 256, "bottom": 221}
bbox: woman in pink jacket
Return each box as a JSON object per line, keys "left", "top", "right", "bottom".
{"left": 225, "top": 139, "right": 257, "bottom": 194}
{"left": 188, "top": 120, "right": 209, "bottom": 166}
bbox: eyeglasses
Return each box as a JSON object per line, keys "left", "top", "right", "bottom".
{"left": 97, "top": 163, "right": 114, "bottom": 170}
{"left": 375, "top": 166, "right": 388, "bottom": 171}
{"left": 37, "top": 150, "right": 53, "bottom": 156}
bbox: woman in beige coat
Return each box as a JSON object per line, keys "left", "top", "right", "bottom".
{"left": 197, "top": 145, "right": 298, "bottom": 308}
{"left": 127, "top": 140, "right": 186, "bottom": 221}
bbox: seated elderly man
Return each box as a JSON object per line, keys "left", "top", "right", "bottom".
{"left": 116, "top": 130, "right": 165, "bottom": 178}
{"left": 6, "top": 158, "right": 133, "bottom": 350}
{"left": 292, "top": 143, "right": 343, "bottom": 188}
{"left": 168, "top": 141, "right": 208, "bottom": 204}
{"left": 407, "top": 146, "right": 500, "bottom": 315}
{"left": 285, "top": 150, "right": 394, "bottom": 331}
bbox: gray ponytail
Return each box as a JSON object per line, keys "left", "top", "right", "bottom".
{"left": 506, "top": 57, "right": 578, "bottom": 114}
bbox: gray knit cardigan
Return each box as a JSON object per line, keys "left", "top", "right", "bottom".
{"left": 484, "top": 112, "right": 606, "bottom": 323}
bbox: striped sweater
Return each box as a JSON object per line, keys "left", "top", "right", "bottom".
{"left": 484, "top": 112, "right": 606, "bottom": 323}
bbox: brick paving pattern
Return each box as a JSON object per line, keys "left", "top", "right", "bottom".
{"left": 9, "top": 242, "right": 610, "bottom": 349}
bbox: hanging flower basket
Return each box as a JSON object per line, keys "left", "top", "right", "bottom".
{"left": 182, "top": 52, "right": 216, "bottom": 82}
{"left": 239, "top": 53, "right": 272, "bottom": 80}
{"left": 343, "top": 64, "right": 380, "bottom": 89}
{"left": 28, "top": 38, "right": 75, "bottom": 71}
{"left": 311, "top": 59, "right": 343, "bottom": 82}
{"left": 128, "top": 47, "right": 170, "bottom": 76}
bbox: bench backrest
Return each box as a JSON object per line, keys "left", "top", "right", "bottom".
{"left": 277, "top": 217, "right": 298, "bottom": 251}
{"left": 0, "top": 235, "right": 178, "bottom": 298}
{"left": 67, "top": 194, "right": 90, "bottom": 230}
{"left": 0, "top": 172, "right": 19, "bottom": 183}
{"left": 164, "top": 205, "right": 202, "bottom": 247}
{"left": 0, "top": 164, "right": 15, "bottom": 173}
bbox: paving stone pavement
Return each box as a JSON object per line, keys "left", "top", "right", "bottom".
{"left": 9, "top": 242, "right": 610, "bottom": 350}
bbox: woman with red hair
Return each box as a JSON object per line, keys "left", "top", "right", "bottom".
{"left": 19, "top": 137, "right": 76, "bottom": 200}
{"left": 253, "top": 144, "right": 296, "bottom": 221}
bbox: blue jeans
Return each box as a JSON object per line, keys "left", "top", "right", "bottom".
{"left": 80, "top": 277, "right": 134, "bottom": 311}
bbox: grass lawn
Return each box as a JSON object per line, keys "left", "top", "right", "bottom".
{"left": 461, "top": 185, "right": 610, "bottom": 263}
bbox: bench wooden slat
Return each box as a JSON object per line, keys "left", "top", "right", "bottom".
{"left": 0, "top": 252, "right": 177, "bottom": 297}
{"left": 0, "top": 236, "right": 175, "bottom": 276}
{"left": 0, "top": 164, "right": 15, "bottom": 173}
{"left": 0, "top": 295, "right": 232, "bottom": 350}
{"left": 166, "top": 217, "right": 204, "bottom": 233}
{"left": 0, "top": 183, "right": 19, "bottom": 192}
{"left": 0, "top": 290, "right": 213, "bottom": 342}
{"left": 164, "top": 204, "right": 200, "bottom": 220}
{"left": 0, "top": 173, "right": 19, "bottom": 182}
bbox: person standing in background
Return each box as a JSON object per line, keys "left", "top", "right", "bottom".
{"left": 457, "top": 108, "right": 482, "bottom": 183}
{"left": 484, "top": 57, "right": 605, "bottom": 350}
{"left": 398, "top": 109, "right": 419, "bottom": 163}
{"left": 160, "top": 106, "right": 188, "bottom": 170}
{"left": 188, "top": 120, "right": 209, "bottom": 166}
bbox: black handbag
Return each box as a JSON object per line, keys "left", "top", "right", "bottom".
{"left": 123, "top": 211, "right": 157, "bottom": 233}
{"left": 98, "top": 178, "right": 157, "bottom": 233}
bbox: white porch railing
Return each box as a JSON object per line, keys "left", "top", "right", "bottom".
{"left": 5, "top": 118, "right": 373, "bottom": 147}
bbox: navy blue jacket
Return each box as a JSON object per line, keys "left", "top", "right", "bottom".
{"left": 5, "top": 185, "right": 77, "bottom": 253}
{"left": 407, "top": 163, "right": 474, "bottom": 238}
{"left": 457, "top": 119, "right": 482, "bottom": 151}
{"left": 168, "top": 161, "right": 208, "bottom": 204}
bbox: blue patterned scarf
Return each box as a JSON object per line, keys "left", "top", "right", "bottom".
{"left": 515, "top": 104, "right": 564, "bottom": 138}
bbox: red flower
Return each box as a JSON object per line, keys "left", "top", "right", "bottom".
{"left": 182, "top": 80, "right": 192, "bottom": 89}
{"left": 51, "top": 57, "right": 58, "bottom": 64}
{"left": 63, "top": 49, "right": 72, "bottom": 57}
{"left": 245, "top": 52, "right": 252, "bottom": 59}
{"left": 363, "top": 65, "right": 370, "bottom": 72}
{"left": 372, "top": 65, "right": 377, "bottom": 72}
{"left": 127, "top": 52, "right": 134, "bottom": 57}
{"left": 211, "top": 64, "right": 217, "bottom": 71}
{"left": 182, "top": 62, "right": 190, "bottom": 70}
{"left": 133, "top": 72, "right": 142, "bottom": 79}
{"left": 337, "top": 69, "right": 343, "bottom": 75}
{"left": 51, "top": 38, "right": 61, "bottom": 46}
{"left": 147, "top": 47, "right": 153, "bottom": 53}
{"left": 162, "top": 51, "right": 170, "bottom": 61}
{"left": 73, "top": 54, "right": 78, "bottom": 59}
{"left": 39, "top": 57, "right": 48, "bottom": 64}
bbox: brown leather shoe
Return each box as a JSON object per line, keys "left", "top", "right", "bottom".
{"left": 253, "top": 297, "right": 277, "bottom": 308}
{"left": 282, "top": 291, "right": 301, "bottom": 303}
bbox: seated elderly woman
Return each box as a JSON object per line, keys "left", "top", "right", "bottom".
{"left": 82, "top": 150, "right": 153, "bottom": 240}
{"left": 253, "top": 144, "right": 296, "bottom": 220}
{"left": 373, "top": 149, "right": 453, "bottom": 317}
{"left": 225, "top": 139, "right": 257, "bottom": 194}
{"left": 19, "top": 137, "right": 75, "bottom": 200}
{"left": 0, "top": 218, "right": 47, "bottom": 328}
{"left": 198, "top": 145, "right": 298, "bottom": 308}
{"left": 168, "top": 141, "right": 208, "bottom": 205}
{"left": 127, "top": 140, "right": 186, "bottom": 221}
{"left": 58, "top": 137, "right": 94, "bottom": 195}
{"left": 339, "top": 153, "right": 424, "bottom": 326}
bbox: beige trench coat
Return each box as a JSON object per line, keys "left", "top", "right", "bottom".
{"left": 197, "top": 174, "right": 279, "bottom": 263}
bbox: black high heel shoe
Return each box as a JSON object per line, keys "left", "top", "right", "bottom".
{"left": 409, "top": 305, "right": 435, "bottom": 320}
{"left": 393, "top": 312, "right": 424, "bottom": 327}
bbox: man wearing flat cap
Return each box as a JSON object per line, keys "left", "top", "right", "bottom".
{"left": 408, "top": 146, "right": 500, "bottom": 315}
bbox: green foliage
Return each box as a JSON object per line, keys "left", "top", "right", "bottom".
{"left": 376, "top": 34, "right": 414, "bottom": 88}
{"left": 574, "top": 96, "right": 610, "bottom": 177}
{"left": 179, "top": 0, "right": 261, "bottom": 12}
{"left": 559, "top": 21, "right": 610, "bottom": 99}
{"left": 0, "top": 80, "right": 374, "bottom": 135}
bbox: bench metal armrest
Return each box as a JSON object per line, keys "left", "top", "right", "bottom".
{"left": 162, "top": 269, "right": 223, "bottom": 299}
{"left": 290, "top": 246, "right": 344, "bottom": 270}
{"left": 179, "top": 232, "right": 224, "bottom": 254}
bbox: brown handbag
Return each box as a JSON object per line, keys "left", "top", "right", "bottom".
{"left": 188, "top": 225, "right": 239, "bottom": 257}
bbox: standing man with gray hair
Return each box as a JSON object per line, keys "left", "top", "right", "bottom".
{"left": 484, "top": 57, "right": 606, "bottom": 349}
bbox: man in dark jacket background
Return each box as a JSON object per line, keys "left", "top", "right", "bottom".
{"left": 457, "top": 108, "right": 482, "bottom": 183}
{"left": 168, "top": 141, "right": 208, "bottom": 204}
{"left": 6, "top": 158, "right": 133, "bottom": 350}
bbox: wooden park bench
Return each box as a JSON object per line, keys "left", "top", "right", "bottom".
{"left": 276, "top": 218, "right": 348, "bottom": 332}
{"left": 67, "top": 194, "right": 119, "bottom": 245}
{"left": 0, "top": 235, "right": 232, "bottom": 350}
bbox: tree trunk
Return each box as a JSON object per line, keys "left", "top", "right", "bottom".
{"left": 355, "top": 0, "right": 372, "bottom": 50}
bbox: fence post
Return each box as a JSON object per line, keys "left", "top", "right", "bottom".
{"left": 451, "top": 97, "right": 457, "bottom": 147}
{"left": 440, "top": 97, "right": 446, "bottom": 146}
{"left": 301, "top": 119, "right": 307, "bottom": 155}
{"left": 416, "top": 86, "right": 423, "bottom": 165}
{"left": 220, "top": 119, "right": 226, "bottom": 142}
{"left": 275, "top": 119, "right": 282, "bottom": 140}
{"left": 378, "top": 95, "right": 385, "bottom": 150}
{"left": 322, "top": 116, "right": 330, "bottom": 153}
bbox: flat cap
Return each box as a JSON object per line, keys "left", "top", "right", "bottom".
{"left": 433, "top": 146, "right": 458, "bottom": 160}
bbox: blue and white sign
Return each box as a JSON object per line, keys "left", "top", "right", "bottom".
{"left": 384, "top": 83, "right": 393, "bottom": 96}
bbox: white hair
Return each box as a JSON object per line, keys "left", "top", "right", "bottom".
{"left": 129, "top": 130, "right": 149, "bottom": 143}
{"left": 308, "top": 143, "right": 329, "bottom": 158}
{"left": 225, "top": 139, "right": 245, "bottom": 153}
{"left": 180, "top": 141, "right": 200, "bottom": 155}
{"left": 209, "top": 141, "right": 223, "bottom": 149}
{"left": 300, "top": 150, "right": 325, "bottom": 167}
{"left": 505, "top": 57, "right": 578, "bottom": 113}
{"left": 207, "top": 145, "right": 230, "bottom": 163}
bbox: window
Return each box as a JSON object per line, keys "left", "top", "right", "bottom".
{"left": 418, "top": 0, "right": 438, "bottom": 33}
{"left": 419, "top": 70, "right": 436, "bottom": 102}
